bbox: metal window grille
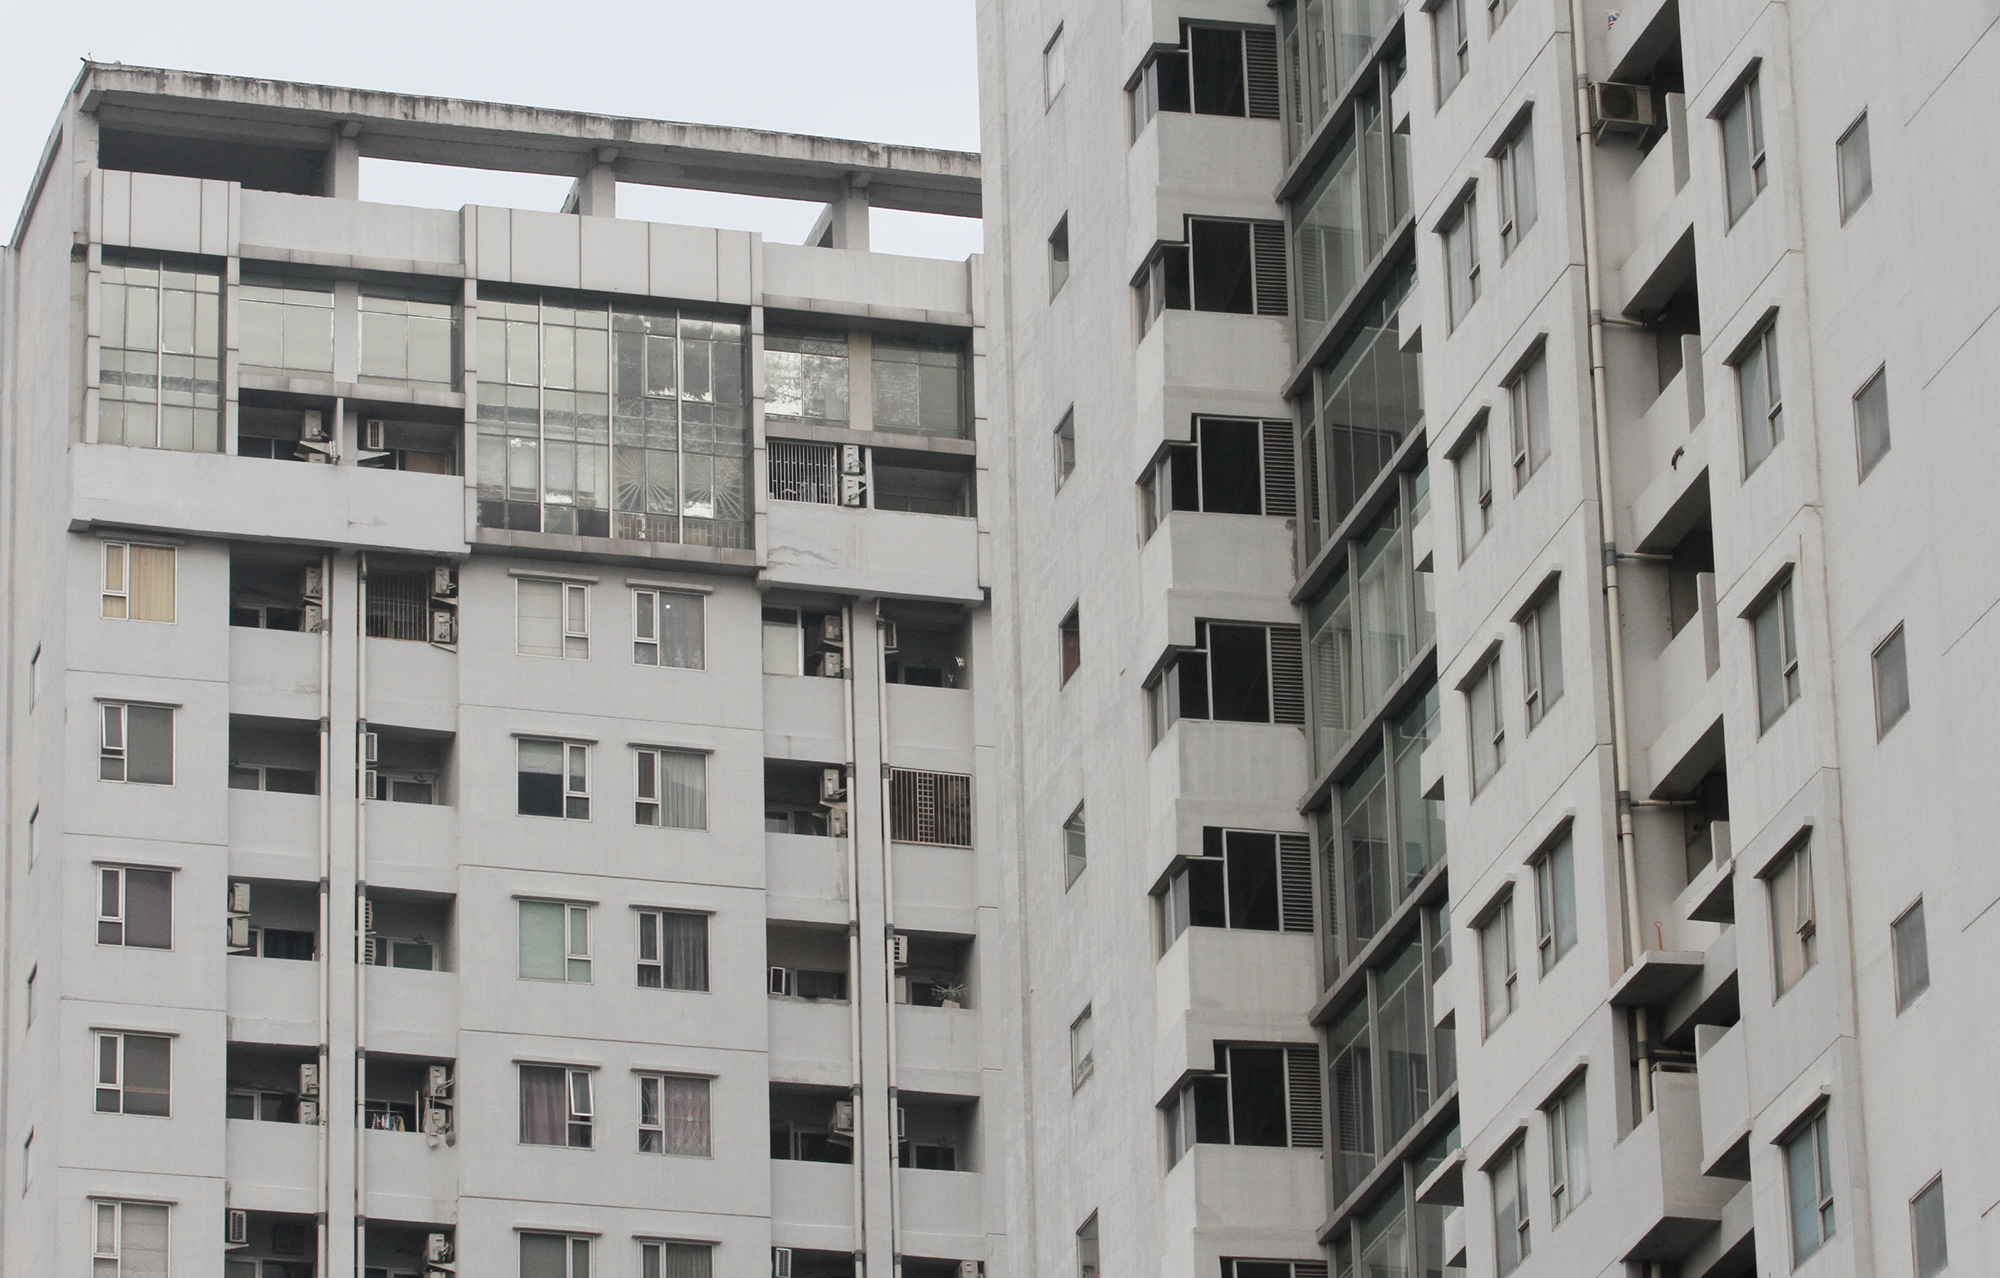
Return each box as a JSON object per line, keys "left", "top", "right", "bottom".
{"left": 1259, "top": 420, "right": 1296, "bottom": 517}
{"left": 1252, "top": 222, "right": 1290, "bottom": 316}
{"left": 1268, "top": 624, "right": 1306, "bottom": 724}
{"left": 769, "top": 440, "right": 839, "bottom": 505}
{"left": 1243, "top": 27, "right": 1282, "bottom": 120}
{"left": 1278, "top": 833, "right": 1314, "bottom": 932}
{"left": 366, "top": 570, "right": 430, "bottom": 640}
{"left": 889, "top": 768, "right": 973, "bottom": 847}
{"left": 1285, "top": 1046, "right": 1324, "bottom": 1147}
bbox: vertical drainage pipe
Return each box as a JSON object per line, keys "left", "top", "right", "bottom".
{"left": 874, "top": 599, "right": 903, "bottom": 1274}
{"left": 315, "top": 554, "right": 333, "bottom": 1276}
{"left": 1567, "top": 0, "right": 1653, "bottom": 1115}
{"left": 838, "top": 601, "right": 868, "bottom": 1264}
{"left": 354, "top": 555, "right": 370, "bottom": 1268}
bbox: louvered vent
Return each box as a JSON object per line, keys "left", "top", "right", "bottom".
{"left": 1295, "top": 1266, "right": 1330, "bottom": 1278}
{"left": 889, "top": 768, "right": 973, "bottom": 847}
{"left": 1252, "top": 221, "right": 1290, "bottom": 316}
{"left": 1331, "top": 1040, "right": 1374, "bottom": 1154}
{"left": 1269, "top": 624, "right": 1306, "bottom": 724}
{"left": 1244, "top": 28, "right": 1282, "bottom": 120}
{"left": 1279, "top": 833, "right": 1314, "bottom": 932}
{"left": 1300, "top": 425, "right": 1322, "bottom": 529}
{"left": 1261, "top": 421, "right": 1296, "bottom": 517}
{"left": 1286, "top": 1046, "right": 1324, "bottom": 1147}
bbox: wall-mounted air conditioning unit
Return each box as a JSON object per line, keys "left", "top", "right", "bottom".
{"left": 890, "top": 934, "right": 910, "bottom": 967}
{"left": 226, "top": 1209, "right": 248, "bottom": 1247}
{"left": 1589, "top": 81, "right": 1656, "bottom": 140}
{"left": 839, "top": 474, "right": 867, "bottom": 507}
{"left": 821, "top": 613, "right": 844, "bottom": 645}
{"left": 772, "top": 1247, "right": 794, "bottom": 1278}
{"left": 820, "top": 767, "right": 847, "bottom": 802}
{"left": 429, "top": 609, "right": 458, "bottom": 647}
{"left": 839, "top": 444, "right": 865, "bottom": 476}
{"left": 830, "top": 1099, "right": 856, "bottom": 1135}
{"left": 430, "top": 566, "right": 458, "bottom": 598}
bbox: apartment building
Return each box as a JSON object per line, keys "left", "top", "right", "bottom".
{"left": 0, "top": 66, "right": 1012, "bottom": 1278}
{"left": 979, "top": 1, "right": 1998, "bottom": 1278}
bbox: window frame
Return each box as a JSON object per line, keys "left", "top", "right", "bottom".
{"left": 632, "top": 745, "right": 707, "bottom": 830}
{"left": 1442, "top": 192, "right": 1481, "bottom": 329}
{"left": 1871, "top": 623, "right": 1909, "bottom": 739}
{"left": 1506, "top": 345, "right": 1549, "bottom": 490}
{"left": 639, "top": 1240, "right": 714, "bottom": 1278}
{"left": 1054, "top": 408, "right": 1077, "bottom": 489}
{"left": 519, "top": 899, "right": 594, "bottom": 984}
{"left": 1478, "top": 892, "right": 1518, "bottom": 1037}
{"left": 1044, "top": 23, "right": 1067, "bottom": 109}
{"left": 1532, "top": 832, "right": 1575, "bottom": 976}
{"left": 1719, "top": 70, "right": 1767, "bottom": 227}
{"left": 98, "top": 701, "right": 174, "bottom": 785}
{"left": 1453, "top": 416, "right": 1493, "bottom": 560}
{"left": 635, "top": 907, "right": 710, "bottom": 992}
{"left": 517, "top": 1065, "right": 595, "bottom": 1149}
{"left": 520, "top": 1231, "right": 595, "bottom": 1278}
{"left": 1750, "top": 574, "right": 1801, "bottom": 733}
{"left": 1063, "top": 803, "right": 1087, "bottom": 889}
{"left": 91, "top": 1200, "right": 171, "bottom": 1276}
{"left": 1546, "top": 1075, "right": 1590, "bottom": 1224}
{"left": 94, "top": 1030, "right": 172, "bottom": 1117}
{"left": 1734, "top": 318, "right": 1785, "bottom": 476}
{"left": 517, "top": 577, "right": 591, "bottom": 661}
{"left": 101, "top": 541, "right": 176, "bottom": 623}
{"left": 1784, "top": 1108, "right": 1836, "bottom": 1265}
{"left": 1433, "top": 0, "right": 1469, "bottom": 104}
{"left": 1837, "top": 110, "right": 1872, "bottom": 224}
{"left": 1466, "top": 652, "right": 1505, "bottom": 792}
{"left": 517, "top": 737, "right": 591, "bottom": 820}
{"left": 1495, "top": 115, "right": 1537, "bottom": 258}
{"left": 1765, "top": 837, "right": 1817, "bottom": 998}
{"left": 1892, "top": 897, "right": 1929, "bottom": 1013}
{"left": 1049, "top": 215, "right": 1071, "bottom": 299}
{"left": 97, "top": 864, "right": 174, "bottom": 949}
{"left": 1910, "top": 1173, "right": 1948, "bottom": 1278}
{"left": 1491, "top": 1134, "right": 1531, "bottom": 1274}
{"left": 1519, "top": 584, "right": 1563, "bottom": 731}
{"left": 1070, "top": 1005, "right": 1095, "bottom": 1090}
{"left": 1852, "top": 364, "right": 1890, "bottom": 480}
{"left": 1059, "top": 605, "right": 1081, "bottom": 685}
{"left": 630, "top": 587, "right": 705, "bottom": 669}
{"left": 636, "top": 1072, "right": 712, "bottom": 1157}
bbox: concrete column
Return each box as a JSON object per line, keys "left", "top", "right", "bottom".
{"left": 811, "top": 177, "right": 872, "bottom": 250}
{"left": 322, "top": 552, "right": 362, "bottom": 1278}
{"left": 568, "top": 149, "right": 618, "bottom": 217}
{"left": 846, "top": 603, "right": 896, "bottom": 1274}
{"left": 322, "top": 125, "right": 361, "bottom": 199}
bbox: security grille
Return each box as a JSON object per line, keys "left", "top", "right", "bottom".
{"left": 366, "top": 570, "right": 429, "bottom": 641}
{"left": 768, "top": 440, "right": 839, "bottom": 505}
{"left": 889, "top": 768, "right": 973, "bottom": 848}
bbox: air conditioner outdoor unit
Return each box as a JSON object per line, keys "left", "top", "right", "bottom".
{"left": 299, "top": 1063, "right": 320, "bottom": 1096}
{"left": 890, "top": 934, "right": 910, "bottom": 967}
{"left": 821, "top": 767, "right": 847, "bottom": 802}
{"left": 819, "top": 651, "right": 845, "bottom": 678}
{"left": 879, "top": 620, "right": 899, "bottom": 652}
{"left": 427, "top": 1066, "right": 453, "bottom": 1099}
{"left": 226, "top": 1209, "right": 249, "bottom": 1247}
{"left": 226, "top": 915, "right": 252, "bottom": 952}
{"left": 423, "top": 1104, "right": 452, "bottom": 1137}
{"left": 228, "top": 882, "right": 252, "bottom": 914}
{"left": 303, "top": 604, "right": 325, "bottom": 634}
{"left": 429, "top": 609, "right": 458, "bottom": 647}
{"left": 772, "top": 1247, "right": 794, "bottom": 1278}
{"left": 959, "top": 1263, "right": 983, "bottom": 1278}
{"left": 302, "top": 410, "right": 328, "bottom": 442}
{"left": 826, "top": 805, "right": 850, "bottom": 838}
{"left": 821, "top": 613, "right": 844, "bottom": 644}
{"left": 363, "top": 731, "right": 379, "bottom": 765}
{"left": 426, "top": 1234, "right": 454, "bottom": 1263}
{"left": 840, "top": 444, "right": 865, "bottom": 476}
{"left": 839, "top": 474, "right": 867, "bottom": 507}
{"left": 431, "top": 566, "right": 458, "bottom": 598}
{"left": 299, "top": 1099, "right": 322, "bottom": 1126}
{"left": 302, "top": 565, "right": 326, "bottom": 602}
{"left": 769, "top": 966, "right": 795, "bottom": 997}
{"left": 830, "top": 1099, "right": 856, "bottom": 1135}
{"left": 362, "top": 419, "right": 386, "bottom": 452}
{"left": 1589, "top": 81, "right": 1656, "bottom": 139}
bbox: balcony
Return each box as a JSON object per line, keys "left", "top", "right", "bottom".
{"left": 1694, "top": 1022, "right": 1751, "bottom": 1179}
{"left": 770, "top": 1159, "right": 856, "bottom": 1252}
{"left": 228, "top": 954, "right": 318, "bottom": 1045}
{"left": 229, "top": 788, "right": 318, "bottom": 865}
{"left": 895, "top": 1003, "right": 980, "bottom": 1091}
{"left": 366, "top": 637, "right": 459, "bottom": 733}
{"left": 764, "top": 500, "right": 981, "bottom": 604}
{"left": 898, "top": 1168, "right": 985, "bottom": 1260}
{"left": 1168, "top": 1144, "right": 1325, "bottom": 1234}
{"left": 226, "top": 1116, "right": 319, "bottom": 1214}
{"left": 763, "top": 673, "right": 847, "bottom": 761}
{"left": 766, "top": 833, "right": 849, "bottom": 924}
{"left": 890, "top": 841, "right": 979, "bottom": 930}
{"left": 1611, "top": 93, "right": 1695, "bottom": 309}
{"left": 884, "top": 683, "right": 974, "bottom": 763}
{"left": 1610, "top": 1071, "right": 1738, "bottom": 1262}
{"left": 229, "top": 626, "right": 320, "bottom": 719}
{"left": 364, "top": 965, "right": 458, "bottom": 1058}
{"left": 364, "top": 1126, "right": 458, "bottom": 1224}
{"left": 769, "top": 996, "right": 852, "bottom": 1086}
{"left": 367, "top": 799, "right": 460, "bottom": 887}
{"left": 71, "top": 442, "right": 467, "bottom": 556}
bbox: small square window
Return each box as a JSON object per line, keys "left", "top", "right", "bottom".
{"left": 1063, "top": 804, "right": 1087, "bottom": 887}
{"left": 518, "top": 738, "right": 590, "bottom": 819}
{"left": 1059, "top": 606, "right": 1081, "bottom": 684}
{"left": 1070, "top": 1005, "right": 1095, "bottom": 1089}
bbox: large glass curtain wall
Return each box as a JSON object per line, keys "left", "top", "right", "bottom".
{"left": 1306, "top": 478, "right": 1434, "bottom": 765}
{"left": 1329, "top": 1126, "right": 1463, "bottom": 1278}
{"left": 1320, "top": 683, "right": 1443, "bottom": 966}
{"left": 98, "top": 258, "right": 223, "bottom": 452}
{"left": 477, "top": 294, "right": 749, "bottom": 548}
{"left": 1297, "top": 258, "right": 1423, "bottom": 558}
{"left": 1292, "top": 78, "right": 1410, "bottom": 348}
{"left": 1280, "top": 0, "right": 1407, "bottom": 159}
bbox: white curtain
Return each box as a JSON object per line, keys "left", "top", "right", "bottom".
{"left": 661, "top": 1076, "right": 711, "bottom": 1156}
{"left": 517, "top": 580, "right": 564, "bottom": 657}
{"left": 120, "top": 1203, "right": 169, "bottom": 1278}
{"left": 661, "top": 912, "right": 708, "bottom": 992}
{"left": 660, "top": 751, "right": 706, "bottom": 830}
{"left": 658, "top": 592, "right": 705, "bottom": 669}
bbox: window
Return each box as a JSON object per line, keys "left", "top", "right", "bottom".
{"left": 1455, "top": 418, "right": 1492, "bottom": 558}
{"left": 26, "top": 807, "right": 36, "bottom": 866}
{"left": 1911, "top": 1175, "right": 1948, "bottom": 1278}
{"left": 1767, "top": 839, "right": 1817, "bottom": 996}
{"left": 1442, "top": 194, "right": 1480, "bottom": 328}
{"left": 100, "top": 703, "right": 173, "bottom": 784}
{"left": 638, "top": 1073, "right": 711, "bottom": 1156}
{"left": 636, "top": 909, "right": 709, "bottom": 992}
{"left": 1220, "top": 1265, "right": 1328, "bottom": 1278}
{"left": 1138, "top": 218, "right": 1290, "bottom": 333}
{"left": 1467, "top": 656, "right": 1504, "bottom": 792}
{"left": 520, "top": 900, "right": 592, "bottom": 983}
{"left": 1044, "top": 24, "right": 1066, "bottom": 108}
{"left": 1496, "top": 117, "right": 1537, "bottom": 257}
{"left": 359, "top": 283, "right": 458, "bottom": 391}
{"left": 872, "top": 335, "right": 970, "bottom": 439}
{"left": 1872, "top": 624, "right": 1909, "bottom": 738}
{"left": 1785, "top": 1109, "right": 1835, "bottom": 1264}
{"left": 1322, "top": 924, "right": 1453, "bottom": 1201}
{"left": 20, "top": 1129, "right": 29, "bottom": 1193}
{"left": 98, "top": 865, "right": 173, "bottom": 949}
{"left": 1853, "top": 366, "right": 1890, "bottom": 479}
{"left": 519, "top": 579, "right": 589, "bottom": 660}
{"left": 640, "top": 1241, "right": 713, "bottom": 1278}
{"left": 1892, "top": 899, "right": 1929, "bottom": 1012}
{"left": 1533, "top": 834, "right": 1576, "bottom": 976}
{"left": 520, "top": 1232, "right": 593, "bottom": 1278}
{"left": 1157, "top": 829, "right": 1313, "bottom": 947}
{"left": 1751, "top": 576, "right": 1801, "bottom": 731}
{"left": 520, "top": 1065, "right": 593, "bottom": 1147}
{"left": 1479, "top": 895, "right": 1517, "bottom": 1036}
{"left": 1837, "top": 112, "right": 1872, "bottom": 222}
{"left": 764, "top": 327, "right": 851, "bottom": 426}
{"left": 1488, "top": 0, "right": 1516, "bottom": 29}
{"left": 1054, "top": 408, "right": 1076, "bottom": 489}
{"left": 24, "top": 966, "right": 34, "bottom": 1029}
{"left": 518, "top": 739, "right": 590, "bottom": 819}
{"left": 239, "top": 271, "right": 335, "bottom": 380}
{"left": 1736, "top": 320, "right": 1784, "bottom": 474}
{"left": 762, "top": 607, "right": 843, "bottom": 677}
{"left": 1070, "top": 1006, "right": 1094, "bottom": 1089}
{"left": 1164, "top": 1044, "right": 1323, "bottom": 1156}
{"left": 634, "top": 747, "right": 706, "bottom": 830}
{"left": 1720, "top": 72, "right": 1767, "bottom": 225}
{"left": 1144, "top": 418, "right": 1296, "bottom": 533}
{"left": 1148, "top": 620, "right": 1306, "bottom": 740}
{"left": 28, "top": 645, "right": 38, "bottom": 710}
{"left": 98, "top": 258, "right": 223, "bottom": 452}
{"left": 1433, "top": 0, "right": 1469, "bottom": 102}
{"left": 1291, "top": 88, "right": 1410, "bottom": 348}
{"left": 1130, "top": 25, "right": 1281, "bottom": 133}
{"left": 1520, "top": 586, "right": 1563, "bottom": 729}
{"left": 1076, "top": 1213, "right": 1100, "bottom": 1278}
{"left": 888, "top": 768, "right": 974, "bottom": 847}
{"left": 1547, "top": 1077, "right": 1590, "bottom": 1223}
{"left": 92, "top": 1201, "right": 170, "bottom": 1276}
{"left": 1507, "top": 348, "right": 1549, "bottom": 489}
{"left": 102, "top": 542, "right": 175, "bottom": 622}
{"left": 631, "top": 589, "right": 704, "bottom": 669}
{"left": 1063, "top": 804, "right": 1088, "bottom": 888}
{"left": 475, "top": 296, "right": 749, "bottom": 546}
{"left": 95, "top": 1032, "right": 171, "bottom": 1115}
{"left": 1059, "top": 606, "right": 1081, "bottom": 684}
{"left": 1049, "top": 216, "right": 1071, "bottom": 298}
{"left": 1491, "top": 1137, "right": 1530, "bottom": 1274}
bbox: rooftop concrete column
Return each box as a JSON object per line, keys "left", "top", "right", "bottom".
{"left": 568, "top": 148, "right": 618, "bottom": 217}
{"left": 811, "top": 175, "right": 871, "bottom": 250}
{"left": 322, "top": 123, "right": 361, "bottom": 199}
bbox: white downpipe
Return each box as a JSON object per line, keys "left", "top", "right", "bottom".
{"left": 1567, "top": 0, "right": 1652, "bottom": 1115}
{"left": 315, "top": 554, "right": 333, "bottom": 1275}
{"left": 839, "top": 602, "right": 868, "bottom": 1262}
{"left": 874, "top": 599, "right": 903, "bottom": 1274}
{"left": 354, "top": 555, "right": 370, "bottom": 1270}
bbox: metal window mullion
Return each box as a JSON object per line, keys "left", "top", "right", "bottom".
{"left": 1364, "top": 965, "right": 1385, "bottom": 1160}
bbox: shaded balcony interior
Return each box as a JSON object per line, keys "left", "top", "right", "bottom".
{"left": 770, "top": 1083, "right": 855, "bottom": 1163}
{"left": 228, "top": 877, "right": 318, "bottom": 960}
{"left": 896, "top": 932, "right": 974, "bottom": 1008}
{"left": 766, "top": 759, "right": 842, "bottom": 837}
{"left": 225, "top": 1211, "right": 319, "bottom": 1278}
{"left": 227, "top": 1042, "right": 316, "bottom": 1123}
{"left": 365, "top": 888, "right": 455, "bottom": 972}
{"left": 882, "top": 603, "right": 972, "bottom": 688}
{"left": 362, "top": 1052, "right": 455, "bottom": 1136}
{"left": 768, "top": 923, "right": 850, "bottom": 1002}
{"left": 230, "top": 545, "right": 322, "bottom": 631}
{"left": 367, "top": 726, "right": 454, "bottom": 806}
{"left": 898, "top": 1093, "right": 978, "bottom": 1171}
{"left": 229, "top": 716, "right": 319, "bottom": 794}
{"left": 363, "top": 1222, "right": 454, "bottom": 1278}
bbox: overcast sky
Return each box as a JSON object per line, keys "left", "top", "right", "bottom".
{"left": 1, "top": 0, "right": 984, "bottom": 258}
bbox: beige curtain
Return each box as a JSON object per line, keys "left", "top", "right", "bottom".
{"left": 128, "top": 545, "right": 175, "bottom": 622}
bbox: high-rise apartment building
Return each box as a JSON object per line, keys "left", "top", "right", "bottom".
{"left": 0, "top": 65, "right": 1010, "bottom": 1278}
{"left": 978, "top": 1, "right": 1996, "bottom": 1277}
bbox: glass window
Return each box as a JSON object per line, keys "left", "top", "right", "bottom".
{"left": 1070, "top": 1006, "right": 1094, "bottom": 1089}
{"left": 1497, "top": 116, "right": 1537, "bottom": 257}
{"left": 1355, "top": 502, "right": 1412, "bottom": 709}
{"left": 98, "top": 258, "right": 223, "bottom": 452}
{"left": 1152, "top": 620, "right": 1304, "bottom": 731}
{"left": 1521, "top": 585, "right": 1563, "bottom": 730}
{"left": 359, "top": 283, "right": 458, "bottom": 390}
{"left": 1308, "top": 573, "right": 1357, "bottom": 761}
{"left": 1479, "top": 895, "right": 1516, "bottom": 1035}
{"left": 640, "top": 1241, "right": 712, "bottom": 1278}
{"left": 1280, "top": 0, "right": 1406, "bottom": 154}
{"left": 1872, "top": 624, "right": 1909, "bottom": 738}
{"left": 91, "top": 1201, "right": 170, "bottom": 1277}
{"left": 1768, "top": 839, "right": 1817, "bottom": 996}
{"left": 1443, "top": 194, "right": 1480, "bottom": 328}
{"left": 1455, "top": 418, "right": 1492, "bottom": 560}
{"left": 518, "top": 579, "right": 589, "bottom": 660}
{"left": 1433, "top": 0, "right": 1469, "bottom": 103}
{"left": 1508, "top": 348, "right": 1549, "bottom": 489}
{"left": 763, "top": 328, "right": 849, "bottom": 427}
{"left": 519, "top": 900, "right": 592, "bottom": 982}
{"left": 1737, "top": 321, "right": 1784, "bottom": 475}
{"left": 1853, "top": 366, "right": 1890, "bottom": 479}
{"left": 102, "top": 542, "right": 175, "bottom": 622}
{"left": 1054, "top": 409, "right": 1076, "bottom": 489}
{"left": 1292, "top": 88, "right": 1403, "bottom": 346}
{"left": 873, "top": 335, "right": 969, "bottom": 439}
{"left": 1720, "top": 73, "right": 1767, "bottom": 225}
{"left": 1492, "top": 1137, "right": 1530, "bottom": 1274}
{"left": 637, "top": 1074, "right": 711, "bottom": 1156}
{"left": 1752, "top": 577, "right": 1800, "bottom": 732}
{"left": 519, "top": 1065, "right": 593, "bottom": 1147}
{"left": 95, "top": 1032, "right": 171, "bottom": 1116}
{"left": 1049, "top": 216, "right": 1071, "bottom": 298}
{"left": 634, "top": 747, "right": 706, "bottom": 830}
{"left": 1064, "top": 804, "right": 1087, "bottom": 888}
{"left": 1327, "top": 996, "right": 1376, "bottom": 1198}
{"left": 1044, "top": 24, "right": 1066, "bottom": 107}
{"left": 1837, "top": 112, "right": 1872, "bottom": 223}
{"left": 98, "top": 865, "right": 173, "bottom": 949}
{"left": 239, "top": 271, "right": 334, "bottom": 380}
{"left": 1892, "top": 898, "right": 1929, "bottom": 1012}
{"left": 1076, "top": 1213, "right": 1099, "bottom": 1278}
{"left": 1467, "top": 656, "right": 1504, "bottom": 792}
{"left": 631, "top": 589, "right": 704, "bottom": 669}
{"left": 1547, "top": 1076, "right": 1590, "bottom": 1223}
{"left": 1785, "top": 1110, "right": 1835, "bottom": 1264}
{"left": 518, "top": 739, "right": 590, "bottom": 820}
{"left": 1534, "top": 834, "right": 1576, "bottom": 976}
{"left": 1158, "top": 829, "right": 1309, "bottom": 947}
{"left": 521, "top": 1233, "right": 593, "bottom": 1278}
{"left": 636, "top": 908, "right": 709, "bottom": 991}
{"left": 1911, "top": 1175, "right": 1948, "bottom": 1278}
{"left": 100, "top": 703, "right": 174, "bottom": 785}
